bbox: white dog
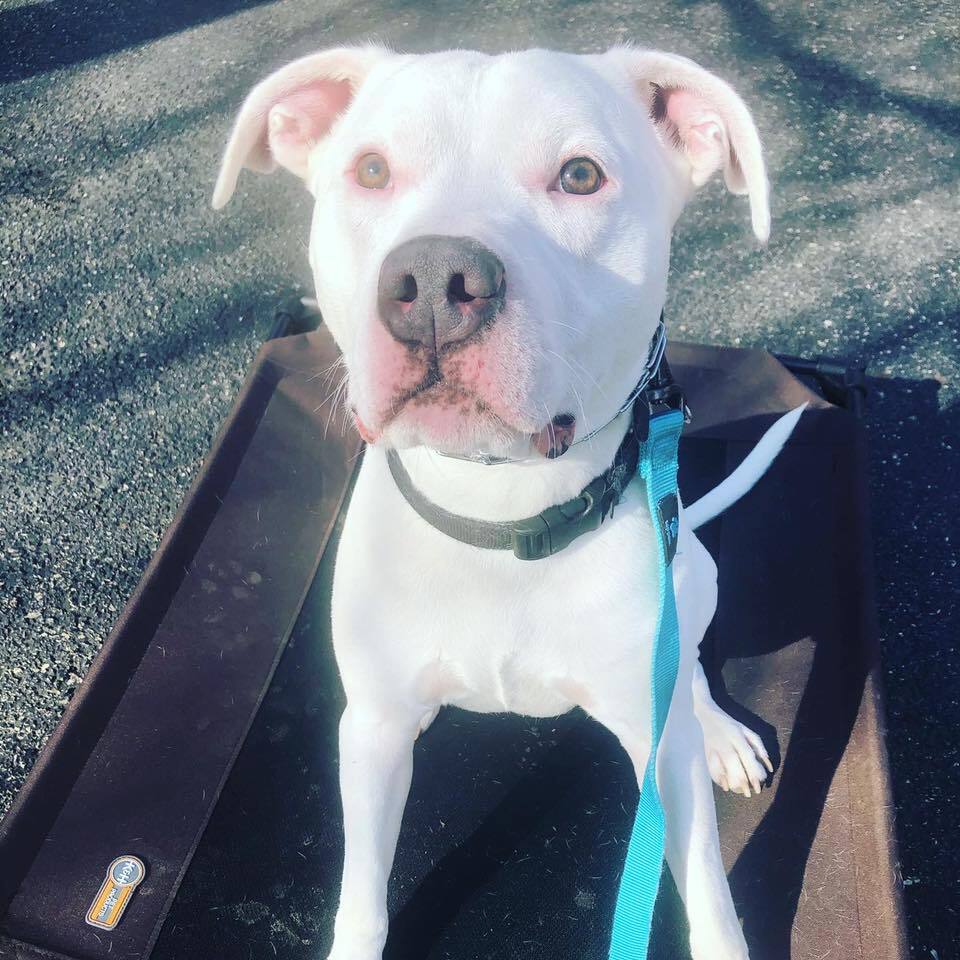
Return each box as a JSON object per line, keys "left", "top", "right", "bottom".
{"left": 214, "top": 45, "right": 796, "bottom": 960}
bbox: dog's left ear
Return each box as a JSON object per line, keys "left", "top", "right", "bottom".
{"left": 211, "top": 45, "right": 390, "bottom": 209}
{"left": 600, "top": 47, "right": 770, "bottom": 242}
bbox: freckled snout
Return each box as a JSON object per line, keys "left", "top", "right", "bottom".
{"left": 377, "top": 236, "right": 505, "bottom": 353}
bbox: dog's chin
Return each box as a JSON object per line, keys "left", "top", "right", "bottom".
{"left": 363, "top": 393, "right": 581, "bottom": 461}
{"left": 382, "top": 405, "right": 529, "bottom": 459}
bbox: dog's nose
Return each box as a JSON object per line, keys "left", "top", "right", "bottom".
{"left": 377, "top": 236, "right": 506, "bottom": 351}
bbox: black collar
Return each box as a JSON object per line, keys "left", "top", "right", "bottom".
{"left": 386, "top": 352, "right": 688, "bottom": 561}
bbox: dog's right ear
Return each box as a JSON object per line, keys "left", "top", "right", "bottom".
{"left": 597, "top": 46, "right": 770, "bottom": 243}
{"left": 212, "top": 45, "right": 390, "bottom": 209}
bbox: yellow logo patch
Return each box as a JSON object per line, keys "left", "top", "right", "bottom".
{"left": 85, "top": 856, "right": 146, "bottom": 931}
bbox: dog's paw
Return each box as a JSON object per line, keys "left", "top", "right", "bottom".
{"left": 698, "top": 707, "right": 772, "bottom": 798}
{"left": 416, "top": 705, "right": 440, "bottom": 738}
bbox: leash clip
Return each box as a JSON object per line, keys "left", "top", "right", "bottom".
{"left": 633, "top": 381, "right": 690, "bottom": 443}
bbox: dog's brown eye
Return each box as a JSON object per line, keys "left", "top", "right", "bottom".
{"left": 559, "top": 157, "right": 603, "bottom": 195}
{"left": 356, "top": 152, "right": 390, "bottom": 189}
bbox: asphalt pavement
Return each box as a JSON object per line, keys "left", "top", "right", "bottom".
{"left": 1, "top": 0, "right": 957, "bottom": 954}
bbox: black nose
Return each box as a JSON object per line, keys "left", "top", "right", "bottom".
{"left": 377, "top": 236, "right": 506, "bottom": 351}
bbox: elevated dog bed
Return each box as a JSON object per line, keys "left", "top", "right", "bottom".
{"left": 0, "top": 304, "right": 907, "bottom": 960}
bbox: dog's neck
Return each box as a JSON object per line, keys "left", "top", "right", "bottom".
{"left": 395, "top": 409, "right": 632, "bottom": 523}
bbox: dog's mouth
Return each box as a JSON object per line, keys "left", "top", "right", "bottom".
{"left": 353, "top": 370, "right": 577, "bottom": 460}
{"left": 531, "top": 413, "right": 577, "bottom": 459}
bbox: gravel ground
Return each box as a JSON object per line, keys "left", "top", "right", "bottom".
{"left": 1, "top": 0, "right": 957, "bottom": 954}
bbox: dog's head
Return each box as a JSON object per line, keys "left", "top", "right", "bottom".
{"left": 214, "top": 46, "right": 768, "bottom": 459}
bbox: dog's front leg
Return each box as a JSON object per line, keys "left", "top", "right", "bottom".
{"left": 592, "top": 530, "right": 748, "bottom": 960}
{"left": 594, "top": 693, "right": 748, "bottom": 960}
{"left": 660, "top": 535, "right": 749, "bottom": 960}
{"left": 327, "top": 702, "right": 419, "bottom": 960}
{"left": 658, "top": 704, "right": 750, "bottom": 960}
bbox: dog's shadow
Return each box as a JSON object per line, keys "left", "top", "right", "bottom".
{"left": 677, "top": 372, "right": 941, "bottom": 960}
{"left": 683, "top": 407, "right": 865, "bottom": 960}
{"left": 382, "top": 706, "right": 691, "bottom": 960}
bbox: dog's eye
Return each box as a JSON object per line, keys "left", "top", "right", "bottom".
{"left": 559, "top": 157, "right": 604, "bottom": 195}
{"left": 356, "top": 152, "right": 390, "bottom": 189}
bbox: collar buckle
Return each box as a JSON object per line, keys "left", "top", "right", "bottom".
{"left": 511, "top": 476, "right": 606, "bottom": 560}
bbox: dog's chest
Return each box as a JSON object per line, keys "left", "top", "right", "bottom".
{"left": 333, "top": 453, "right": 671, "bottom": 717}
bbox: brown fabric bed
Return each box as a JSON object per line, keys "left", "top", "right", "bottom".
{"left": 0, "top": 322, "right": 907, "bottom": 960}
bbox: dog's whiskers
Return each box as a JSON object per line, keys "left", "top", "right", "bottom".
{"left": 321, "top": 372, "right": 351, "bottom": 439}
{"left": 316, "top": 369, "right": 350, "bottom": 415}
{"left": 308, "top": 355, "right": 345, "bottom": 385}
{"left": 562, "top": 350, "right": 610, "bottom": 401}
{"left": 544, "top": 349, "right": 598, "bottom": 447}
{"left": 543, "top": 316, "right": 583, "bottom": 337}
{"left": 568, "top": 381, "right": 594, "bottom": 453}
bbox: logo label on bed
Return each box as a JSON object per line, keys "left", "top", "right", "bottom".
{"left": 85, "top": 856, "right": 146, "bottom": 930}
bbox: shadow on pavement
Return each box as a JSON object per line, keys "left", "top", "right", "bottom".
{"left": 684, "top": 0, "right": 960, "bottom": 135}
{"left": 0, "top": 0, "right": 276, "bottom": 84}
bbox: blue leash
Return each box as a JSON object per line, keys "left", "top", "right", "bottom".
{"left": 608, "top": 406, "right": 685, "bottom": 959}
